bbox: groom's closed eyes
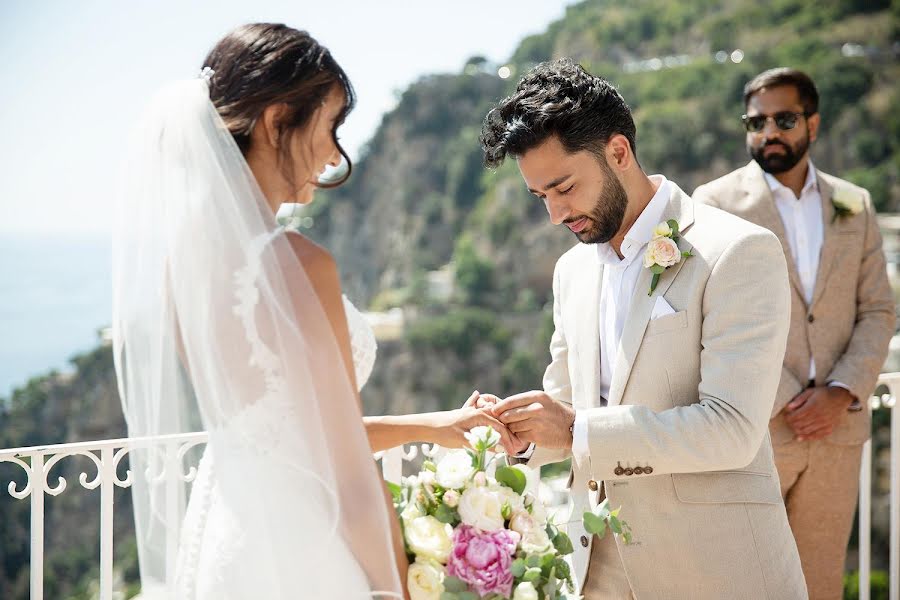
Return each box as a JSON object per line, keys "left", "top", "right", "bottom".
{"left": 527, "top": 173, "right": 575, "bottom": 199}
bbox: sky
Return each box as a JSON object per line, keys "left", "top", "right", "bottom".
{"left": 0, "top": 0, "right": 578, "bottom": 236}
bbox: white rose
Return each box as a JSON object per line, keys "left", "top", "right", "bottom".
{"left": 643, "top": 236, "right": 681, "bottom": 269}
{"left": 528, "top": 497, "right": 548, "bottom": 525}
{"left": 400, "top": 502, "right": 424, "bottom": 524}
{"left": 491, "top": 484, "right": 525, "bottom": 513}
{"left": 509, "top": 510, "right": 538, "bottom": 536}
{"left": 407, "top": 559, "right": 445, "bottom": 600}
{"left": 652, "top": 222, "right": 672, "bottom": 239}
{"left": 513, "top": 581, "right": 539, "bottom": 600}
{"left": 833, "top": 188, "right": 864, "bottom": 215}
{"left": 405, "top": 516, "right": 454, "bottom": 563}
{"left": 520, "top": 527, "right": 553, "bottom": 554}
{"left": 458, "top": 486, "right": 505, "bottom": 531}
{"left": 435, "top": 449, "right": 475, "bottom": 489}
{"left": 464, "top": 425, "right": 501, "bottom": 450}
{"left": 419, "top": 470, "right": 436, "bottom": 487}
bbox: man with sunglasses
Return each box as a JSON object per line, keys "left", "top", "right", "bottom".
{"left": 694, "top": 67, "right": 895, "bottom": 599}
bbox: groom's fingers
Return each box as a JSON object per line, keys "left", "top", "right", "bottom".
{"left": 490, "top": 392, "right": 541, "bottom": 417}
{"left": 495, "top": 404, "right": 539, "bottom": 424}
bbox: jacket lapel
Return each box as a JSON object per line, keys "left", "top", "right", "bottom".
{"left": 741, "top": 162, "right": 806, "bottom": 304}
{"left": 573, "top": 249, "right": 602, "bottom": 410}
{"left": 810, "top": 175, "right": 838, "bottom": 308}
{"left": 607, "top": 186, "right": 694, "bottom": 406}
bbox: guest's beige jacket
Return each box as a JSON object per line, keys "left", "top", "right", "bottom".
{"left": 694, "top": 161, "right": 895, "bottom": 445}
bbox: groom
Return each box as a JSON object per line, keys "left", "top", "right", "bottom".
{"left": 477, "top": 59, "right": 807, "bottom": 598}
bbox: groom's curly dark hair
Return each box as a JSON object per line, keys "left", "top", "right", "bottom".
{"left": 480, "top": 58, "right": 637, "bottom": 168}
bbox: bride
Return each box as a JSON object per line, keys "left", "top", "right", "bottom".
{"left": 113, "top": 23, "right": 517, "bottom": 599}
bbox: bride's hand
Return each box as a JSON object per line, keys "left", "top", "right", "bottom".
{"left": 437, "top": 392, "right": 522, "bottom": 453}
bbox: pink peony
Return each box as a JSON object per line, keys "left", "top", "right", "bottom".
{"left": 446, "top": 524, "right": 520, "bottom": 598}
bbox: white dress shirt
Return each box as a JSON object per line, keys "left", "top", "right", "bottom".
{"left": 764, "top": 163, "right": 823, "bottom": 381}
{"left": 570, "top": 175, "right": 671, "bottom": 467}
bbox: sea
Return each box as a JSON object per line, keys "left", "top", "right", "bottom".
{"left": 0, "top": 232, "right": 112, "bottom": 399}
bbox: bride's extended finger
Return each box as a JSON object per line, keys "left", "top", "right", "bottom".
{"left": 463, "top": 390, "right": 481, "bottom": 408}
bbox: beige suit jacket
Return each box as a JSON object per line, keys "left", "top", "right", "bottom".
{"left": 525, "top": 182, "right": 806, "bottom": 599}
{"left": 694, "top": 161, "right": 896, "bottom": 445}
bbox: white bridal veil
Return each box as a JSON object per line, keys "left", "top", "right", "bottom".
{"left": 112, "top": 76, "right": 402, "bottom": 598}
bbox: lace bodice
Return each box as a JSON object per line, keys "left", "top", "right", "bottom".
{"left": 342, "top": 295, "right": 377, "bottom": 391}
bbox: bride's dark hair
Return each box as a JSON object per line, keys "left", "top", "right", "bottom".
{"left": 202, "top": 23, "right": 355, "bottom": 188}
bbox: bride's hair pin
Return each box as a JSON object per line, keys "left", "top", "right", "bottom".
{"left": 198, "top": 67, "right": 215, "bottom": 83}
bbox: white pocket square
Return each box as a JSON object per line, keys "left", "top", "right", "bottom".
{"left": 651, "top": 296, "right": 676, "bottom": 320}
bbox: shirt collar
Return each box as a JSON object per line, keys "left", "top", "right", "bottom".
{"left": 596, "top": 175, "right": 670, "bottom": 268}
{"left": 763, "top": 161, "right": 818, "bottom": 198}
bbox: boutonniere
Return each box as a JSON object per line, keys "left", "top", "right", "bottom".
{"left": 831, "top": 188, "right": 864, "bottom": 223}
{"left": 643, "top": 219, "right": 692, "bottom": 296}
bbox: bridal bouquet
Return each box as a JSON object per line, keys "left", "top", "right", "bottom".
{"left": 390, "top": 426, "right": 576, "bottom": 600}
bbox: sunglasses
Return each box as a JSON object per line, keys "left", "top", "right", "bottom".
{"left": 741, "top": 111, "right": 808, "bottom": 133}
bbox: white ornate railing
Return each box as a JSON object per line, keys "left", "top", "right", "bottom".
{"left": 0, "top": 432, "right": 439, "bottom": 600}
{"left": 859, "top": 372, "right": 899, "bottom": 600}
{"left": 1, "top": 375, "right": 897, "bottom": 600}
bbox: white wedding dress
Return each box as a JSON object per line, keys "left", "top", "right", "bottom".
{"left": 175, "top": 293, "right": 379, "bottom": 599}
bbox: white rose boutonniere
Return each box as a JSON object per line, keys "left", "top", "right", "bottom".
{"left": 644, "top": 219, "right": 692, "bottom": 295}
{"left": 831, "top": 188, "right": 864, "bottom": 223}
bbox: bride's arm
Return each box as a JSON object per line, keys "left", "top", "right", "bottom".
{"left": 364, "top": 399, "right": 522, "bottom": 453}
{"left": 289, "top": 233, "right": 409, "bottom": 597}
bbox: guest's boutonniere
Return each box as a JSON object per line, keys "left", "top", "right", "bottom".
{"left": 831, "top": 188, "right": 864, "bottom": 223}
{"left": 643, "top": 219, "right": 692, "bottom": 296}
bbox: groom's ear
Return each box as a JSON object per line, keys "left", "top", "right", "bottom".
{"left": 605, "top": 134, "right": 633, "bottom": 172}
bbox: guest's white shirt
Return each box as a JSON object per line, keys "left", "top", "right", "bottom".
{"left": 764, "top": 163, "right": 823, "bottom": 381}
{"left": 570, "top": 175, "right": 671, "bottom": 467}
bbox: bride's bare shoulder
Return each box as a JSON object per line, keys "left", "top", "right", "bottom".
{"left": 283, "top": 230, "right": 340, "bottom": 293}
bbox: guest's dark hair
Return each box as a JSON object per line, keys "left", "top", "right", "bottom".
{"left": 480, "top": 58, "right": 637, "bottom": 168}
{"left": 202, "top": 23, "right": 355, "bottom": 187}
{"left": 743, "top": 67, "right": 819, "bottom": 116}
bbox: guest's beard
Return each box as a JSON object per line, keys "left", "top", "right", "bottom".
{"left": 565, "top": 165, "right": 628, "bottom": 244}
{"left": 749, "top": 130, "right": 810, "bottom": 174}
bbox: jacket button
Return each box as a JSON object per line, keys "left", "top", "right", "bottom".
{"left": 644, "top": 466, "right": 653, "bottom": 474}
{"left": 614, "top": 466, "right": 624, "bottom": 476}
{"left": 588, "top": 479, "right": 599, "bottom": 491}
{"left": 581, "top": 535, "right": 589, "bottom": 547}
{"left": 808, "top": 314, "right": 815, "bottom": 323}
{"left": 634, "top": 467, "right": 643, "bottom": 475}
{"left": 625, "top": 468, "right": 634, "bottom": 476}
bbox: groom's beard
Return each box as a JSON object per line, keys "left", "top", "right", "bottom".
{"left": 565, "top": 167, "right": 628, "bottom": 245}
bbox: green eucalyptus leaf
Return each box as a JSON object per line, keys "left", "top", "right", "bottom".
{"left": 433, "top": 503, "right": 458, "bottom": 524}
{"left": 443, "top": 576, "right": 468, "bottom": 593}
{"left": 524, "top": 567, "right": 542, "bottom": 582}
{"left": 553, "top": 531, "right": 574, "bottom": 555}
{"left": 440, "top": 593, "right": 459, "bottom": 600}
{"left": 609, "top": 515, "right": 623, "bottom": 534}
{"left": 458, "top": 592, "right": 478, "bottom": 600}
{"left": 495, "top": 465, "right": 527, "bottom": 494}
{"left": 583, "top": 511, "right": 607, "bottom": 536}
{"left": 511, "top": 558, "right": 527, "bottom": 578}
{"left": 526, "top": 554, "right": 542, "bottom": 568}
{"left": 650, "top": 264, "right": 666, "bottom": 275}
{"left": 667, "top": 219, "right": 680, "bottom": 237}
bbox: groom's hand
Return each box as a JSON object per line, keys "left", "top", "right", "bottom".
{"left": 462, "top": 392, "right": 529, "bottom": 454}
{"left": 491, "top": 391, "right": 575, "bottom": 450}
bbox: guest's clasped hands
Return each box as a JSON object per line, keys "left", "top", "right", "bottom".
{"left": 461, "top": 390, "right": 576, "bottom": 455}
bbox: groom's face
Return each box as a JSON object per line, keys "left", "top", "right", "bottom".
{"left": 517, "top": 135, "right": 628, "bottom": 244}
